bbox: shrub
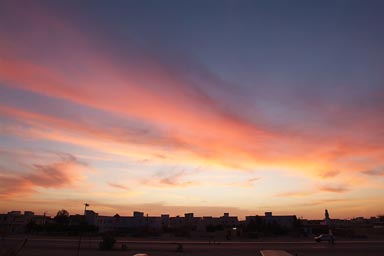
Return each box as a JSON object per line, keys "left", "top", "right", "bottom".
{"left": 99, "top": 234, "right": 116, "bottom": 250}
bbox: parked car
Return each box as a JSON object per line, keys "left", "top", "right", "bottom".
{"left": 315, "top": 234, "right": 335, "bottom": 243}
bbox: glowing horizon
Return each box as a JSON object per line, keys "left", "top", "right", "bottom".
{"left": 1, "top": 0, "right": 383, "bottom": 220}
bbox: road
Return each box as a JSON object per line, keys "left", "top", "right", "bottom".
{"left": 1, "top": 237, "right": 384, "bottom": 256}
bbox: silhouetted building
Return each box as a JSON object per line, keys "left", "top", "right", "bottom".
{"left": 85, "top": 210, "right": 98, "bottom": 226}
{"left": 69, "top": 214, "right": 83, "bottom": 225}
{"left": 246, "top": 212, "right": 297, "bottom": 229}
{"left": 0, "top": 211, "right": 49, "bottom": 233}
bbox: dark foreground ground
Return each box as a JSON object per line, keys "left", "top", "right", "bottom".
{"left": 1, "top": 236, "right": 384, "bottom": 256}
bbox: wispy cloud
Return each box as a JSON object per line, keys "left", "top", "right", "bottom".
{"left": 0, "top": 154, "right": 86, "bottom": 198}
{"left": 319, "top": 170, "right": 340, "bottom": 178}
{"left": 298, "top": 198, "right": 351, "bottom": 207}
{"left": 108, "top": 182, "right": 130, "bottom": 191}
{"left": 226, "top": 177, "right": 261, "bottom": 188}
{"left": 275, "top": 190, "right": 315, "bottom": 197}
{"left": 144, "top": 170, "right": 199, "bottom": 188}
{"left": 319, "top": 185, "right": 349, "bottom": 193}
{"left": 361, "top": 169, "right": 384, "bottom": 176}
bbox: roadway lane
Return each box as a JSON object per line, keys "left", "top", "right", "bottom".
{"left": 1, "top": 237, "right": 384, "bottom": 256}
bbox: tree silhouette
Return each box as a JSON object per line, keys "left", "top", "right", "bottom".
{"left": 54, "top": 209, "right": 69, "bottom": 225}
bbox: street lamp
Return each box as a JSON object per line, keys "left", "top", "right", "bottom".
{"left": 84, "top": 203, "right": 90, "bottom": 215}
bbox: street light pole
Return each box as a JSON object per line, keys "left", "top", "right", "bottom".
{"left": 84, "top": 203, "right": 89, "bottom": 215}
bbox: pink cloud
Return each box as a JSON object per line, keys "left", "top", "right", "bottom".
{"left": 0, "top": 154, "right": 85, "bottom": 198}
{"left": 0, "top": 1, "right": 384, "bottom": 180}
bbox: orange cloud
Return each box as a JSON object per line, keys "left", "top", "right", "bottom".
{"left": 319, "top": 170, "right": 340, "bottom": 178}
{"left": 1, "top": 99, "right": 383, "bottom": 183}
{"left": 0, "top": 154, "right": 86, "bottom": 198}
{"left": 319, "top": 185, "right": 349, "bottom": 193}
{"left": 361, "top": 169, "right": 384, "bottom": 176}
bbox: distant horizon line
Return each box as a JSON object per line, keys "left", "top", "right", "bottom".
{"left": 3, "top": 209, "right": 382, "bottom": 221}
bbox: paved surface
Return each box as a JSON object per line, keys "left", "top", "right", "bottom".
{"left": 1, "top": 237, "right": 384, "bottom": 256}
{"left": 261, "top": 250, "right": 293, "bottom": 256}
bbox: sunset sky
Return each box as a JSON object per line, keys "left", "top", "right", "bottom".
{"left": 0, "top": 0, "right": 383, "bottom": 219}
